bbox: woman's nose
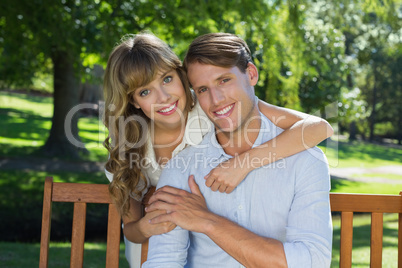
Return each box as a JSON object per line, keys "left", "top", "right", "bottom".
{"left": 157, "top": 87, "right": 171, "bottom": 103}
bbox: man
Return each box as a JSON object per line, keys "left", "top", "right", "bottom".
{"left": 142, "top": 33, "right": 332, "bottom": 267}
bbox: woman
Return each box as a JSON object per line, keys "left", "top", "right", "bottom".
{"left": 103, "top": 32, "right": 333, "bottom": 267}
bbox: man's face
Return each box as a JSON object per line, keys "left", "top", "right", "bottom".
{"left": 187, "top": 62, "right": 259, "bottom": 134}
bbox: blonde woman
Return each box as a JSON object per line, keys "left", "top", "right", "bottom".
{"left": 103, "top": 33, "right": 333, "bottom": 267}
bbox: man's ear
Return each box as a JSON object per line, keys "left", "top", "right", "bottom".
{"left": 246, "top": 62, "right": 259, "bottom": 86}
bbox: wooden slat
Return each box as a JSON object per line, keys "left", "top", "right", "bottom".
{"left": 399, "top": 192, "right": 402, "bottom": 268}
{"left": 40, "top": 177, "right": 124, "bottom": 267}
{"left": 52, "top": 182, "right": 111, "bottom": 203}
{"left": 370, "top": 213, "right": 383, "bottom": 267}
{"left": 39, "top": 177, "right": 53, "bottom": 268}
{"left": 141, "top": 239, "right": 149, "bottom": 265}
{"left": 330, "top": 193, "right": 402, "bottom": 213}
{"left": 339, "top": 211, "right": 353, "bottom": 268}
{"left": 106, "top": 203, "right": 121, "bottom": 268}
{"left": 70, "top": 202, "right": 87, "bottom": 267}
{"left": 141, "top": 186, "right": 156, "bottom": 265}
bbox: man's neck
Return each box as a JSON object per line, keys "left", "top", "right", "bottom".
{"left": 216, "top": 111, "right": 261, "bottom": 156}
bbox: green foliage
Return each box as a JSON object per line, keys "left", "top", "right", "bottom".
{"left": 0, "top": 0, "right": 401, "bottom": 144}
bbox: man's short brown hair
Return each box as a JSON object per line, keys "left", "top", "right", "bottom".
{"left": 183, "top": 33, "right": 252, "bottom": 74}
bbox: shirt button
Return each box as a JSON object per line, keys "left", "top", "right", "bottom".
{"left": 238, "top": 205, "right": 243, "bottom": 210}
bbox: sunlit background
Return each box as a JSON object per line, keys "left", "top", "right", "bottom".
{"left": 0, "top": 1, "right": 401, "bottom": 267}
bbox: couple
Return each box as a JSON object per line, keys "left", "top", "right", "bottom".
{"left": 104, "top": 32, "right": 333, "bottom": 267}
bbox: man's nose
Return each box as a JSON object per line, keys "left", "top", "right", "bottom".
{"left": 210, "top": 87, "right": 225, "bottom": 106}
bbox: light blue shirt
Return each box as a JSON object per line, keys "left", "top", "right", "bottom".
{"left": 143, "top": 113, "right": 332, "bottom": 268}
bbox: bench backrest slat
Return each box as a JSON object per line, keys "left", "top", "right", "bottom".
{"left": 339, "top": 211, "right": 353, "bottom": 267}
{"left": 41, "top": 179, "right": 402, "bottom": 268}
{"left": 39, "top": 177, "right": 121, "bottom": 268}
{"left": 330, "top": 192, "right": 402, "bottom": 268}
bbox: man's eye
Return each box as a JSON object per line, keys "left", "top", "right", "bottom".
{"left": 221, "top": 78, "right": 230, "bottom": 84}
{"left": 139, "top": 89, "right": 150, "bottom": 97}
{"left": 163, "top": 76, "right": 173, "bottom": 84}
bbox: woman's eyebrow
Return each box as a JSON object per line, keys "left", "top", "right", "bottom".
{"left": 159, "top": 70, "right": 172, "bottom": 78}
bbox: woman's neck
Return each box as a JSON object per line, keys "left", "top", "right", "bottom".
{"left": 151, "top": 113, "right": 188, "bottom": 165}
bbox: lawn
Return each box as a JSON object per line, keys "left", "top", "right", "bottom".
{"left": 1, "top": 91, "right": 401, "bottom": 267}
{"left": 0, "top": 91, "right": 108, "bottom": 161}
{"left": 0, "top": 242, "right": 129, "bottom": 268}
{"left": 320, "top": 138, "right": 402, "bottom": 169}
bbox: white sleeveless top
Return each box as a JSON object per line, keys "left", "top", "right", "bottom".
{"left": 105, "top": 102, "right": 212, "bottom": 200}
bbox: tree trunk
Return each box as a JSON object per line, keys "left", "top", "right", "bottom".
{"left": 40, "top": 50, "right": 87, "bottom": 158}
{"left": 369, "top": 64, "right": 378, "bottom": 142}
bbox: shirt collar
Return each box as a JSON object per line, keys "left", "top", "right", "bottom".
{"left": 203, "top": 112, "right": 278, "bottom": 161}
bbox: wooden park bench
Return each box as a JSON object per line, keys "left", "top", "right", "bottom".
{"left": 330, "top": 192, "right": 402, "bottom": 268}
{"left": 40, "top": 178, "right": 402, "bottom": 267}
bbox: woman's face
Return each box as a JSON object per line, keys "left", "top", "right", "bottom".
{"left": 132, "top": 69, "right": 187, "bottom": 131}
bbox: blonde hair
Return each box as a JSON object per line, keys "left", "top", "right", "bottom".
{"left": 103, "top": 33, "right": 193, "bottom": 216}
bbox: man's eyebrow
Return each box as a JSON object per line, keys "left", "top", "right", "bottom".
{"left": 215, "top": 72, "right": 232, "bottom": 81}
{"left": 192, "top": 72, "right": 233, "bottom": 91}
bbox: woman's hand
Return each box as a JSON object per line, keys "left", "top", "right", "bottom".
{"left": 136, "top": 209, "right": 177, "bottom": 238}
{"left": 204, "top": 154, "right": 251, "bottom": 194}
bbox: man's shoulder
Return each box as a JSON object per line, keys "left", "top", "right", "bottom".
{"left": 289, "top": 146, "right": 329, "bottom": 168}
{"left": 157, "top": 143, "right": 209, "bottom": 190}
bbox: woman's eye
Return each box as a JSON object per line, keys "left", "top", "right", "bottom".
{"left": 163, "top": 76, "right": 173, "bottom": 84}
{"left": 198, "top": 87, "right": 207, "bottom": 94}
{"left": 139, "top": 89, "right": 150, "bottom": 97}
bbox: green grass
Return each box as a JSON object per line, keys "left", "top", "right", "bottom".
{"left": 319, "top": 139, "right": 402, "bottom": 169}
{"left": 0, "top": 242, "right": 129, "bottom": 268}
{"left": 0, "top": 91, "right": 108, "bottom": 161}
{"left": 331, "top": 178, "right": 402, "bottom": 195}
{"left": 350, "top": 173, "right": 402, "bottom": 180}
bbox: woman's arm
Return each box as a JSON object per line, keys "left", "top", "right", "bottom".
{"left": 122, "top": 195, "right": 176, "bottom": 243}
{"left": 204, "top": 100, "right": 333, "bottom": 193}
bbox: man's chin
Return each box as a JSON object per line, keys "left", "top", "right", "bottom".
{"left": 214, "top": 123, "right": 240, "bottom": 136}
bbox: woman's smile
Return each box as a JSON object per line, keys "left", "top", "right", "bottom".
{"left": 157, "top": 100, "right": 179, "bottom": 115}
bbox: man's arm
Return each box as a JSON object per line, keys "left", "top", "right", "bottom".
{"left": 282, "top": 151, "right": 332, "bottom": 267}
{"left": 143, "top": 225, "right": 189, "bottom": 268}
{"left": 142, "top": 171, "right": 191, "bottom": 267}
{"left": 147, "top": 153, "right": 332, "bottom": 268}
{"left": 147, "top": 176, "right": 288, "bottom": 267}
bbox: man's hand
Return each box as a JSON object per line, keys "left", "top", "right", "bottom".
{"left": 146, "top": 175, "right": 216, "bottom": 233}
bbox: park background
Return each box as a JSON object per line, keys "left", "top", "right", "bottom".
{"left": 0, "top": 0, "right": 401, "bottom": 267}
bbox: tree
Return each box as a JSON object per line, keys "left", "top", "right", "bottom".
{"left": 300, "top": 0, "right": 401, "bottom": 141}
{"left": 1, "top": 0, "right": 310, "bottom": 158}
{"left": 0, "top": 0, "right": 187, "bottom": 158}
{"left": 1, "top": 1, "right": 105, "bottom": 157}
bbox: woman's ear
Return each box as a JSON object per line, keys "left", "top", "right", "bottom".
{"left": 130, "top": 96, "right": 141, "bottom": 109}
{"left": 246, "top": 62, "right": 259, "bottom": 86}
